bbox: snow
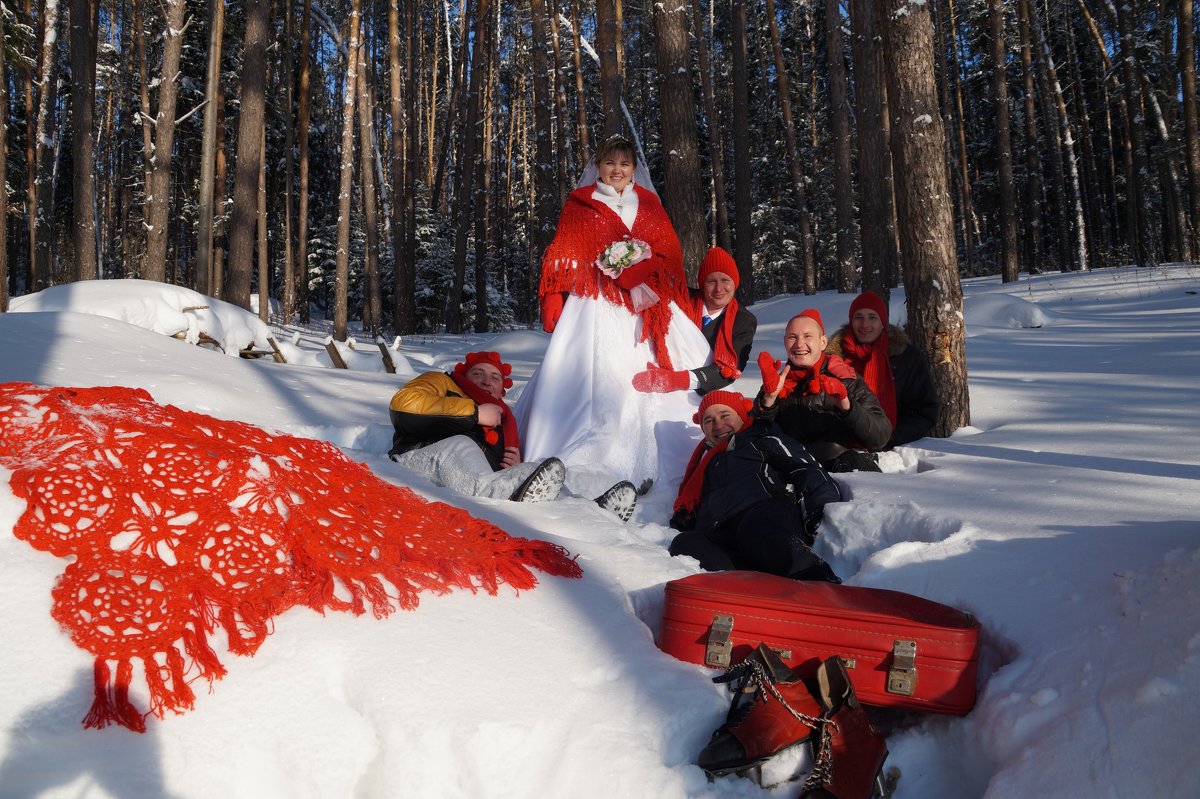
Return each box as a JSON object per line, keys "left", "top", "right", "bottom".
{"left": 2, "top": 264, "right": 1199, "bottom": 798}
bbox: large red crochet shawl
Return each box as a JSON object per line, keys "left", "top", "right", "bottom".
{"left": 0, "top": 382, "right": 582, "bottom": 732}
{"left": 539, "top": 185, "right": 694, "bottom": 369}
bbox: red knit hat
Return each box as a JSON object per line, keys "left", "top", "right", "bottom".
{"left": 698, "top": 247, "right": 739, "bottom": 289}
{"left": 692, "top": 390, "right": 754, "bottom": 426}
{"left": 789, "top": 308, "right": 825, "bottom": 334}
{"left": 454, "top": 351, "right": 514, "bottom": 395}
{"left": 849, "top": 290, "right": 888, "bottom": 326}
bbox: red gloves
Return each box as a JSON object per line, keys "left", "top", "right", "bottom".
{"left": 757, "top": 352, "right": 784, "bottom": 395}
{"left": 818, "top": 375, "right": 849, "bottom": 404}
{"left": 615, "top": 260, "right": 655, "bottom": 290}
{"left": 632, "top": 362, "right": 691, "bottom": 393}
{"left": 541, "top": 293, "right": 565, "bottom": 333}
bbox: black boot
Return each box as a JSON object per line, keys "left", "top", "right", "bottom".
{"left": 595, "top": 480, "right": 637, "bottom": 522}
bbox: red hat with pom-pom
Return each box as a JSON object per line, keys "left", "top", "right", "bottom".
{"left": 698, "top": 247, "right": 740, "bottom": 289}
{"left": 453, "top": 351, "right": 514, "bottom": 396}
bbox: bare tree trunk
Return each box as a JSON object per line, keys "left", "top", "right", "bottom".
{"left": 31, "top": 0, "right": 63, "bottom": 291}
{"left": 529, "top": 0, "right": 559, "bottom": 287}
{"left": 69, "top": 0, "right": 98, "bottom": 282}
{"left": 690, "top": 0, "right": 731, "bottom": 253}
{"left": 332, "top": 0, "right": 363, "bottom": 340}
{"left": 1114, "top": 1, "right": 1152, "bottom": 266}
{"left": 296, "top": 0, "right": 312, "bottom": 320}
{"left": 403, "top": 0, "right": 418, "bottom": 329}
{"left": 196, "top": 0, "right": 225, "bottom": 296}
{"left": 213, "top": 86, "right": 228, "bottom": 297}
{"left": 357, "top": 49, "right": 382, "bottom": 336}
{"left": 226, "top": 0, "right": 271, "bottom": 310}
{"left": 595, "top": 0, "right": 623, "bottom": 135}
{"left": 390, "top": 0, "right": 415, "bottom": 331}
{"left": 257, "top": 123, "right": 269, "bottom": 321}
{"left": 825, "top": 0, "right": 854, "bottom": 292}
{"left": 281, "top": 0, "right": 296, "bottom": 318}
{"left": 571, "top": 0, "right": 590, "bottom": 161}
{"left": 763, "top": 0, "right": 816, "bottom": 294}
{"left": 142, "top": 0, "right": 187, "bottom": 283}
{"left": 989, "top": 0, "right": 1019, "bottom": 282}
{"left": 880, "top": 0, "right": 970, "bottom": 436}
{"left": 432, "top": 2, "right": 471, "bottom": 215}
{"left": 1181, "top": 0, "right": 1200, "bottom": 257}
{"left": 945, "top": 0, "right": 977, "bottom": 275}
{"left": 731, "top": 0, "right": 753, "bottom": 303}
{"left": 548, "top": 0, "right": 569, "bottom": 204}
{"left": 474, "top": 29, "right": 496, "bottom": 333}
{"left": 23, "top": 0, "right": 36, "bottom": 290}
{"left": 851, "top": 0, "right": 893, "bottom": 295}
{"left": 1016, "top": 0, "right": 1045, "bottom": 273}
{"left": 0, "top": 6, "right": 7, "bottom": 309}
{"left": 653, "top": 0, "right": 707, "bottom": 279}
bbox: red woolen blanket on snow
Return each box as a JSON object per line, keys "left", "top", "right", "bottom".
{"left": 0, "top": 382, "right": 582, "bottom": 732}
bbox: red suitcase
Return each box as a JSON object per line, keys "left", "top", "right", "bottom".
{"left": 658, "top": 571, "right": 981, "bottom": 715}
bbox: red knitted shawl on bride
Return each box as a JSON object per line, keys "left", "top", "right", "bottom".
{"left": 0, "top": 382, "right": 582, "bottom": 732}
{"left": 539, "top": 185, "right": 693, "bottom": 370}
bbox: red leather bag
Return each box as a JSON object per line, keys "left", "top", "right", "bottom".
{"left": 658, "top": 571, "right": 981, "bottom": 715}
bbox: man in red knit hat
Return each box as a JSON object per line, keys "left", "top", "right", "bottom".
{"left": 755, "top": 310, "right": 892, "bottom": 472}
{"left": 388, "top": 351, "right": 637, "bottom": 519}
{"left": 631, "top": 246, "right": 758, "bottom": 396}
{"left": 667, "top": 389, "right": 842, "bottom": 582}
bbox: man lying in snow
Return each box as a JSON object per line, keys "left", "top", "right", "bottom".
{"left": 388, "top": 350, "right": 638, "bottom": 521}
{"left": 667, "top": 390, "right": 843, "bottom": 582}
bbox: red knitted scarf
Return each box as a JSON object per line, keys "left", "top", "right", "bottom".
{"left": 540, "top": 185, "right": 693, "bottom": 370}
{"left": 693, "top": 297, "right": 743, "bottom": 380}
{"left": 673, "top": 438, "right": 730, "bottom": 513}
{"left": 842, "top": 330, "right": 897, "bottom": 427}
{"left": 778, "top": 354, "right": 857, "bottom": 399}
{"left": 449, "top": 371, "right": 520, "bottom": 451}
{"left": 0, "top": 382, "right": 581, "bottom": 732}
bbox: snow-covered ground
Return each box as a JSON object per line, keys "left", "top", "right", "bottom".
{"left": 1, "top": 264, "right": 1197, "bottom": 798}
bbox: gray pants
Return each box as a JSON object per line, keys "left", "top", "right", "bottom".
{"left": 392, "top": 435, "right": 539, "bottom": 500}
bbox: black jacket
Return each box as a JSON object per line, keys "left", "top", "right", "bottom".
{"left": 672, "top": 420, "right": 842, "bottom": 537}
{"left": 827, "top": 325, "right": 939, "bottom": 447}
{"left": 755, "top": 360, "right": 892, "bottom": 464}
{"left": 690, "top": 295, "right": 758, "bottom": 395}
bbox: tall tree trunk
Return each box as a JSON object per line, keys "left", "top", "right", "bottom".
{"left": 880, "top": 0, "right": 970, "bottom": 436}
{"left": 474, "top": 30, "right": 496, "bottom": 333}
{"left": 571, "top": 0, "right": 590, "bottom": 161}
{"left": 23, "top": 0, "right": 36, "bottom": 291}
{"left": 945, "top": 0, "right": 977, "bottom": 275}
{"left": 548, "top": 1, "right": 569, "bottom": 203}
{"left": 403, "top": 0, "right": 418, "bottom": 329}
{"left": 256, "top": 122, "right": 269, "bottom": 320}
{"left": 1114, "top": 0, "right": 1152, "bottom": 266}
{"left": 826, "top": 0, "right": 854, "bottom": 292}
{"left": 142, "top": 0, "right": 187, "bottom": 283}
{"left": 1180, "top": 0, "right": 1200, "bottom": 257}
{"left": 281, "top": 0, "right": 296, "bottom": 318}
{"left": 357, "top": 48, "right": 382, "bottom": 336}
{"left": 31, "top": 0, "right": 63, "bottom": 291}
{"left": 989, "top": 0, "right": 1019, "bottom": 282}
{"left": 763, "top": 0, "right": 817, "bottom": 294}
{"left": 595, "top": 0, "right": 623, "bottom": 135}
{"left": 0, "top": 6, "right": 7, "bottom": 309}
{"left": 196, "top": 0, "right": 225, "bottom": 297}
{"left": 529, "top": 0, "right": 559, "bottom": 294}
{"left": 1016, "top": 0, "right": 1045, "bottom": 273}
{"left": 447, "top": 0, "right": 490, "bottom": 333}
{"left": 69, "top": 0, "right": 98, "bottom": 281}
{"left": 226, "top": 0, "right": 271, "bottom": 310}
{"left": 390, "top": 0, "right": 415, "bottom": 332}
{"left": 731, "top": 0, "right": 753, "bottom": 303}
{"left": 653, "top": 0, "right": 707, "bottom": 279}
{"left": 851, "top": 0, "right": 894, "bottom": 296}
{"left": 295, "top": 0, "right": 312, "bottom": 320}
{"left": 331, "top": 0, "right": 363, "bottom": 340}
{"left": 432, "top": 1, "right": 471, "bottom": 215}
{"left": 690, "top": 0, "right": 731, "bottom": 253}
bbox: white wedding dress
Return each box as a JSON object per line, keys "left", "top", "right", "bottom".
{"left": 516, "top": 179, "right": 711, "bottom": 493}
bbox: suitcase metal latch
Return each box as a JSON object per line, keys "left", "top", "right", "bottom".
{"left": 887, "top": 639, "right": 918, "bottom": 696}
{"left": 705, "top": 615, "right": 734, "bottom": 669}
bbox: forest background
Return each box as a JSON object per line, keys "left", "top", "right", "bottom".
{"left": 0, "top": 0, "right": 1197, "bottom": 437}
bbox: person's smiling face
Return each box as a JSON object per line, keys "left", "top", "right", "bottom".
{"left": 598, "top": 154, "right": 634, "bottom": 193}
{"left": 702, "top": 272, "right": 736, "bottom": 312}
{"left": 784, "top": 316, "right": 827, "bottom": 369}
{"left": 465, "top": 363, "right": 504, "bottom": 398}
{"left": 701, "top": 404, "right": 745, "bottom": 446}
{"left": 851, "top": 308, "right": 884, "bottom": 344}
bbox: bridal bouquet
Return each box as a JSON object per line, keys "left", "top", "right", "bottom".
{"left": 596, "top": 237, "right": 653, "bottom": 279}
{"left": 596, "top": 237, "right": 660, "bottom": 311}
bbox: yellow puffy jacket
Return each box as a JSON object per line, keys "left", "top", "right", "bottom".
{"left": 387, "top": 371, "right": 504, "bottom": 468}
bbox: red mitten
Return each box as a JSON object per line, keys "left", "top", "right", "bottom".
{"left": 757, "top": 352, "right": 783, "bottom": 395}
{"left": 818, "top": 375, "right": 849, "bottom": 405}
{"left": 632, "top": 362, "right": 691, "bottom": 393}
{"left": 614, "top": 259, "right": 655, "bottom": 290}
{"left": 824, "top": 354, "right": 858, "bottom": 380}
{"left": 541, "top": 292, "right": 565, "bottom": 333}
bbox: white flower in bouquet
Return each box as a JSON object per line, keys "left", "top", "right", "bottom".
{"left": 596, "top": 237, "right": 652, "bottom": 280}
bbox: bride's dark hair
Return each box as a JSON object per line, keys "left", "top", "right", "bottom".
{"left": 593, "top": 134, "right": 635, "bottom": 165}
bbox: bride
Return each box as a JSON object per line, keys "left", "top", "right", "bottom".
{"left": 515, "top": 135, "right": 712, "bottom": 492}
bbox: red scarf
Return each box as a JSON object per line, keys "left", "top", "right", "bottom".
{"left": 540, "top": 185, "right": 693, "bottom": 370}
{"left": 449, "top": 371, "right": 520, "bottom": 452}
{"left": 693, "top": 296, "right": 743, "bottom": 379}
{"left": 673, "top": 437, "right": 731, "bottom": 513}
{"left": 841, "top": 330, "right": 897, "bottom": 427}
